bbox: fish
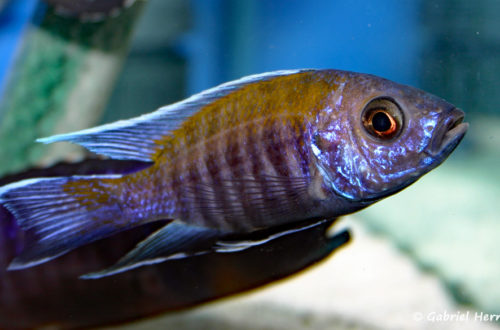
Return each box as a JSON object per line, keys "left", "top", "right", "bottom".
{"left": 0, "top": 69, "right": 468, "bottom": 278}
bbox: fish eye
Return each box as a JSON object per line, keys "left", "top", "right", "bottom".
{"left": 362, "top": 98, "right": 403, "bottom": 140}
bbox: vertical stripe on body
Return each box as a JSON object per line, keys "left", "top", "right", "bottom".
{"left": 193, "top": 116, "right": 311, "bottom": 230}
{"left": 150, "top": 114, "right": 315, "bottom": 232}
{"left": 131, "top": 71, "right": 340, "bottom": 231}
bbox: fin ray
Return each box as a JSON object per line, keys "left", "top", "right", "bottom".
{"left": 0, "top": 175, "right": 128, "bottom": 269}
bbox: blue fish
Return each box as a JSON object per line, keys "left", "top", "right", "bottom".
{"left": 0, "top": 69, "right": 468, "bottom": 278}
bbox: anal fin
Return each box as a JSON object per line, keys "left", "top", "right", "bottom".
{"left": 82, "top": 218, "right": 333, "bottom": 279}
{"left": 82, "top": 220, "right": 222, "bottom": 279}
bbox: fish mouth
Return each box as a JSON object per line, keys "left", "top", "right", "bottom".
{"left": 426, "top": 108, "right": 468, "bottom": 159}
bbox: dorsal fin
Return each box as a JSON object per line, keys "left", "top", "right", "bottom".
{"left": 37, "top": 69, "right": 311, "bottom": 162}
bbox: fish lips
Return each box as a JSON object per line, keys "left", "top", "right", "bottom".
{"left": 426, "top": 108, "right": 468, "bottom": 161}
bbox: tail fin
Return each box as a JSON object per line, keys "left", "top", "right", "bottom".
{"left": 0, "top": 174, "right": 129, "bottom": 269}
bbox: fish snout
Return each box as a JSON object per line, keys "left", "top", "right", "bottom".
{"left": 427, "top": 107, "right": 468, "bottom": 158}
